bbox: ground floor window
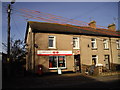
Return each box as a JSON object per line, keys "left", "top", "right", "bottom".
{"left": 92, "top": 55, "right": 97, "bottom": 65}
{"left": 118, "top": 55, "right": 120, "bottom": 63}
{"left": 49, "top": 56, "right": 66, "bottom": 69}
{"left": 104, "top": 55, "right": 110, "bottom": 70}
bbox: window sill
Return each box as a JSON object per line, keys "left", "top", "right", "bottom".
{"left": 104, "top": 48, "right": 109, "bottom": 50}
{"left": 91, "top": 48, "right": 97, "bottom": 50}
{"left": 49, "top": 67, "right": 67, "bottom": 70}
{"left": 73, "top": 48, "right": 80, "bottom": 50}
{"left": 48, "top": 47, "right": 57, "bottom": 49}
{"left": 117, "top": 48, "right": 120, "bottom": 50}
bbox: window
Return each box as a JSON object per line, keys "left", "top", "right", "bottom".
{"left": 118, "top": 55, "right": 120, "bottom": 62}
{"left": 73, "top": 37, "right": 79, "bottom": 49}
{"left": 92, "top": 55, "right": 97, "bottom": 65}
{"left": 48, "top": 36, "right": 56, "bottom": 48}
{"left": 116, "top": 40, "right": 120, "bottom": 49}
{"left": 49, "top": 56, "right": 66, "bottom": 69}
{"left": 104, "top": 55, "right": 110, "bottom": 70}
{"left": 103, "top": 39, "right": 109, "bottom": 49}
{"left": 58, "top": 56, "right": 65, "bottom": 67}
{"left": 91, "top": 38, "right": 97, "bottom": 49}
{"left": 49, "top": 56, "right": 57, "bottom": 68}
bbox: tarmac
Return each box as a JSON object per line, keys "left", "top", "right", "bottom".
{"left": 2, "top": 72, "right": 120, "bottom": 89}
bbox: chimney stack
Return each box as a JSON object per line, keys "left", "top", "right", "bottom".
{"left": 88, "top": 20, "right": 96, "bottom": 29}
{"left": 108, "top": 23, "right": 116, "bottom": 31}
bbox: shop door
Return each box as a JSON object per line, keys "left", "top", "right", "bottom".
{"left": 74, "top": 54, "right": 81, "bottom": 72}
{"left": 104, "top": 55, "right": 110, "bottom": 70}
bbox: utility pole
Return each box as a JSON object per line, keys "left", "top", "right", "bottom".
{"left": 7, "top": 1, "right": 15, "bottom": 62}
{"left": 7, "top": 4, "right": 11, "bottom": 62}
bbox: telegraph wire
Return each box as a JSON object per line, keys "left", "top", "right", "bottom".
{"left": 11, "top": 8, "right": 32, "bottom": 22}
{"left": 8, "top": 6, "right": 29, "bottom": 41}
{"left": 11, "top": 14, "right": 23, "bottom": 39}
{"left": 13, "top": 8, "right": 119, "bottom": 44}
{"left": 2, "top": 13, "right": 23, "bottom": 40}
{"left": 9, "top": 6, "right": 120, "bottom": 45}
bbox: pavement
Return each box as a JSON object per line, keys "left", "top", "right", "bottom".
{"left": 2, "top": 73, "right": 120, "bottom": 89}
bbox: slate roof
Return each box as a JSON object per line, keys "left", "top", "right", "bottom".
{"left": 25, "top": 21, "right": 120, "bottom": 42}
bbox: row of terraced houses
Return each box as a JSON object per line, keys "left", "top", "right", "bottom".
{"left": 25, "top": 20, "right": 120, "bottom": 75}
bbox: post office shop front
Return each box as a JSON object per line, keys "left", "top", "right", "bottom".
{"left": 36, "top": 50, "right": 76, "bottom": 73}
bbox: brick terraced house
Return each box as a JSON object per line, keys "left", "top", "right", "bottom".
{"left": 25, "top": 21, "right": 120, "bottom": 75}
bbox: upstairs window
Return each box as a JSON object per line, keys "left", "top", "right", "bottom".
{"left": 103, "top": 39, "right": 109, "bottom": 49}
{"left": 73, "top": 37, "right": 79, "bottom": 49}
{"left": 91, "top": 38, "right": 97, "bottom": 49}
{"left": 116, "top": 40, "right": 120, "bottom": 49}
{"left": 48, "top": 36, "right": 56, "bottom": 49}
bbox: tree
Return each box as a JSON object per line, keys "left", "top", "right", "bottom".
{"left": 117, "top": 30, "right": 120, "bottom": 32}
{"left": 2, "top": 38, "right": 26, "bottom": 63}
{"left": 117, "top": 30, "right": 120, "bottom": 35}
{"left": 2, "top": 39, "right": 26, "bottom": 76}
{"left": 11, "top": 39, "right": 26, "bottom": 62}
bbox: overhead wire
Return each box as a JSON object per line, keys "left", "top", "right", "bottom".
{"left": 19, "top": 8, "right": 89, "bottom": 26}
{"left": 1, "top": 4, "right": 119, "bottom": 57}
{"left": 2, "top": 4, "right": 26, "bottom": 48}
{"left": 12, "top": 8, "right": 120, "bottom": 50}
{"left": 5, "top": 4, "right": 120, "bottom": 45}
{"left": 2, "top": 4, "right": 10, "bottom": 44}
{"left": 14, "top": 8, "right": 120, "bottom": 37}
{"left": 11, "top": 15, "right": 23, "bottom": 39}
{"left": 9, "top": 8, "right": 32, "bottom": 43}
{"left": 14, "top": 7, "right": 113, "bottom": 29}
{"left": 70, "top": 3, "right": 117, "bottom": 29}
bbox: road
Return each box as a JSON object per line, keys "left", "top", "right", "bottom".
{"left": 2, "top": 73, "right": 120, "bottom": 89}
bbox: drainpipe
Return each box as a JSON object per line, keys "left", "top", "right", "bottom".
{"left": 109, "top": 37, "right": 113, "bottom": 71}
{"left": 32, "top": 32, "right": 35, "bottom": 72}
{"left": 33, "top": 32, "right": 36, "bottom": 72}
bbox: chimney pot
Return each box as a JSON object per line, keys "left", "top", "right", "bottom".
{"left": 88, "top": 20, "right": 96, "bottom": 29}
{"left": 108, "top": 23, "right": 116, "bottom": 31}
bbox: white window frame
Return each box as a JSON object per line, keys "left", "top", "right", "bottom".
{"left": 92, "top": 55, "right": 98, "bottom": 65}
{"left": 73, "top": 37, "right": 80, "bottom": 49}
{"left": 118, "top": 55, "right": 120, "bottom": 62}
{"left": 49, "top": 56, "right": 66, "bottom": 69}
{"left": 91, "top": 38, "right": 97, "bottom": 49}
{"left": 116, "top": 40, "right": 120, "bottom": 49}
{"left": 103, "top": 39, "right": 109, "bottom": 49}
{"left": 48, "top": 36, "right": 56, "bottom": 49}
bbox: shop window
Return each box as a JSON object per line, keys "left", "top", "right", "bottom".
{"left": 49, "top": 56, "right": 57, "bottom": 68}
{"left": 73, "top": 37, "right": 79, "bottom": 49}
{"left": 49, "top": 56, "right": 66, "bottom": 69}
{"left": 58, "top": 56, "right": 65, "bottom": 67}
{"left": 48, "top": 36, "right": 56, "bottom": 49}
